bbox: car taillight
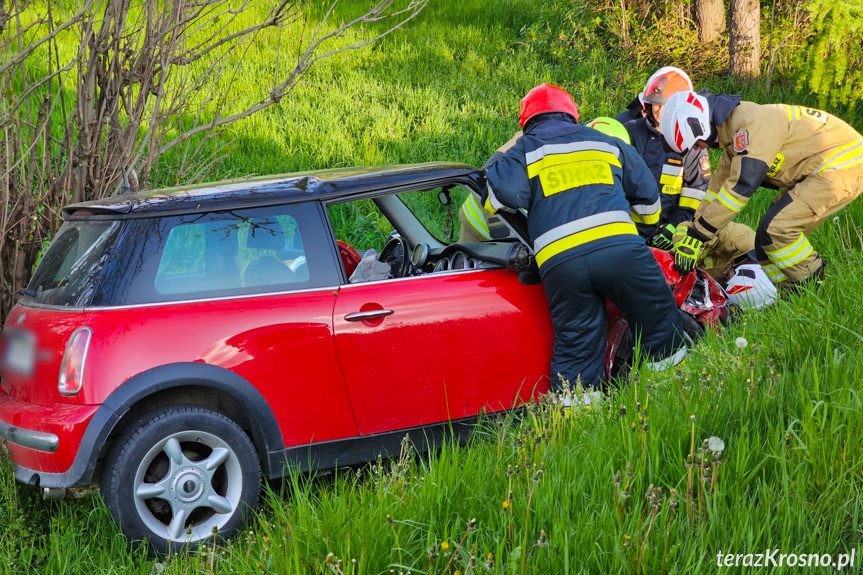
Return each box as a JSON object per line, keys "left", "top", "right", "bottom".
{"left": 58, "top": 328, "right": 92, "bottom": 396}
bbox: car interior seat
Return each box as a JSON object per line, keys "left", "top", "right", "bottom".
{"left": 243, "top": 219, "right": 296, "bottom": 287}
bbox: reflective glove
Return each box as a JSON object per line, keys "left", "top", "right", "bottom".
{"left": 672, "top": 234, "right": 703, "bottom": 273}
{"left": 651, "top": 223, "right": 676, "bottom": 250}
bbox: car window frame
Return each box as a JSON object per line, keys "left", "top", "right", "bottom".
{"left": 321, "top": 175, "right": 516, "bottom": 285}
{"left": 89, "top": 202, "right": 341, "bottom": 307}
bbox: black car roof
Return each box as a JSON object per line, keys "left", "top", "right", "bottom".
{"left": 64, "top": 162, "right": 482, "bottom": 218}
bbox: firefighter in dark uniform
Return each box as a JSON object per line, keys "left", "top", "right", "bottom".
{"left": 614, "top": 66, "right": 692, "bottom": 125}
{"left": 482, "top": 83, "right": 687, "bottom": 394}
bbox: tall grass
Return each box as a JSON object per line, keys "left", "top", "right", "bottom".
{"left": 2, "top": 0, "right": 863, "bottom": 573}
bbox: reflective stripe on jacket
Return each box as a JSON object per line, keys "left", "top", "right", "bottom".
{"left": 692, "top": 99, "right": 863, "bottom": 242}
{"left": 624, "top": 117, "right": 711, "bottom": 227}
{"left": 483, "top": 115, "right": 660, "bottom": 273}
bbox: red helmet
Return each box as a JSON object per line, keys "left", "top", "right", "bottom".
{"left": 642, "top": 67, "right": 693, "bottom": 106}
{"left": 518, "top": 83, "right": 580, "bottom": 128}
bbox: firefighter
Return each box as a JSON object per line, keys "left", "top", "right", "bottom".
{"left": 614, "top": 66, "right": 693, "bottom": 125}
{"left": 483, "top": 83, "right": 687, "bottom": 396}
{"left": 622, "top": 67, "right": 756, "bottom": 281}
{"left": 660, "top": 90, "right": 863, "bottom": 289}
{"left": 458, "top": 132, "right": 523, "bottom": 242}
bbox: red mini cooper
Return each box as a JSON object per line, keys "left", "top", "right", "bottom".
{"left": 0, "top": 164, "right": 559, "bottom": 552}
{"left": 0, "top": 163, "right": 727, "bottom": 553}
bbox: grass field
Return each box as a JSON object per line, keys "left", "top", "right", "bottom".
{"left": 3, "top": 1, "right": 863, "bottom": 573}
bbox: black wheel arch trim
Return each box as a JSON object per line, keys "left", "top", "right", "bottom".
{"left": 16, "top": 363, "right": 284, "bottom": 488}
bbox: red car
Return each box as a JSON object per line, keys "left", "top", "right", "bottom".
{"left": 0, "top": 163, "right": 728, "bottom": 553}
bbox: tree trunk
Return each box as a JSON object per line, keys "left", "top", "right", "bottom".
{"left": 694, "top": 0, "right": 725, "bottom": 43}
{"left": 729, "top": 0, "right": 762, "bottom": 78}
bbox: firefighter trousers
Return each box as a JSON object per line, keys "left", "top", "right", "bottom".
{"left": 674, "top": 221, "right": 756, "bottom": 283}
{"left": 702, "top": 222, "right": 756, "bottom": 282}
{"left": 541, "top": 243, "right": 685, "bottom": 391}
{"left": 755, "top": 166, "right": 863, "bottom": 284}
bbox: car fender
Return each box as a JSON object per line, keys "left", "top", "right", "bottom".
{"left": 26, "top": 363, "right": 283, "bottom": 488}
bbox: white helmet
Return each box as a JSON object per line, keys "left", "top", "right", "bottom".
{"left": 725, "top": 264, "right": 778, "bottom": 310}
{"left": 660, "top": 91, "right": 711, "bottom": 153}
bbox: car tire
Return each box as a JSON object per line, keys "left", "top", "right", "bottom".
{"left": 101, "top": 406, "right": 261, "bottom": 556}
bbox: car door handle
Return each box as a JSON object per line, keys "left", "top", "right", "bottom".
{"left": 344, "top": 309, "right": 394, "bottom": 322}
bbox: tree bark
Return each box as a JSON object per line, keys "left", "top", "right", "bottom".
{"left": 730, "top": 0, "right": 762, "bottom": 78}
{"left": 694, "top": 0, "right": 725, "bottom": 43}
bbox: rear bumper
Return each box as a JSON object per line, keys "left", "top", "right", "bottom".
{"left": 0, "top": 420, "right": 59, "bottom": 452}
{"left": 0, "top": 389, "right": 103, "bottom": 487}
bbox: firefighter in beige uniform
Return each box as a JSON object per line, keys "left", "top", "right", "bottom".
{"left": 661, "top": 91, "right": 863, "bottom": 287}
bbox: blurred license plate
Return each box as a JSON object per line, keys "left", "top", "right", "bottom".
{"left": 4, "top": 333, "right": 35, "bottom": 374}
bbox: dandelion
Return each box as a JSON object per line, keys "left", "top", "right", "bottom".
{"left": 834, "top": 216, "right": 840, "bottom": 225}
{"left": 735, "top": 337, "right": 748, "bottom": 349}
{"left": 441, "top": 541, "right": 449, "bottom": 551}
{"left": 502, "top": 500, "right": 510, "bottom": 510}
{"left": 707, "top": 436, "right": 725, "bottom": 452}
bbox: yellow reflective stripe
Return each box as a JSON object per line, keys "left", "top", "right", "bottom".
{"left": 662, "top": 184, "right": 682, "bottom": 195}
{"left": 675, "top": 224, "right": 689, "bottom": 236}
{"left": 659, "top": 174, "right": 683, "bottom": 186}
{"left": 765, "top": 233, "right": 814, "bottom": 268}
{"left": 762, "top": 263, "right": 788, "bottom": 284}
{"left": 821, "top": 144, "right": 863, "bottom": 172}
{"left": 679, "top": 196, "right": 702, "bottom": 210}
{"left": 717, "top": 187, "right": 745, "bottom": 212}
{"left": 703, "top": 256, "right": 715, "bottom": 269}
{"left": 535, "top": 222, "right": 638, "bottom": 267}
{"left": 527, "top": 150, "right": 621, "bottom": 179}
{"left": 787, "top": 105, "right": 799, "bottom": 121}
{"left": 630, "top": 210, "right": 660, "bottom": 225}
{"left": 704, "top": 190, "right": 718, "bottom": 203}
{"left": 461, "top": 195, "right": 491, "bottom": 240}
{"left": 484, "top": 184, "right": 506, "bottom": 215}
{"left": 813, "top": 139, "right": 863, "bottom": 174}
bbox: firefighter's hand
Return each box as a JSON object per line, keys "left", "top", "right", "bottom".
{"left": 672, "top": 234, "right": 703, "bottom": 273}
{"left": 651, "top": 223, "right": 676, "bottom": 250}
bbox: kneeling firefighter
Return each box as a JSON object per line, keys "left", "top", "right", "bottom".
{"left": 482, "top": 84, "right": 688, "bottom": 394}
{"left": 661, "top": 91, "right": 863, "bottom": 291}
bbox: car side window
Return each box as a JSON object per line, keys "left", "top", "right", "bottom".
{"left": 327, "top": 199, "right": 394, "bottom": 254}
{"left": 155, "top": 213, "right": 309, "bottom": 295}
{"left": 86, "top": 202, "right": 339, "bottom": 306}
{"left": 397, "top": 187, "right": 468, "bottom": 244}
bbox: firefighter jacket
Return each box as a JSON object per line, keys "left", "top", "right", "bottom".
{"left": 614, "top": 97, "right": 643, "bottom": 124}
{"left": 483, "top": 114, "right": 661, "bottom": 274}
{"left": 625, "top": 117, "right": 711, "bottom": 227}
{"left": 690, "top": 96, "right": 863, "bottom": 243}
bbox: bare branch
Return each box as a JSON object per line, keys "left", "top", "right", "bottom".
{"left": 0, "top": 0, "right": 95, "bottom": 76}
{"left": 1, "top": 60, "right": 76, "bottom": 124}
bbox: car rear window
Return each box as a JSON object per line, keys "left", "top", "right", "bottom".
{"left": 27, "top": 221, "right": 121, "bottom": 307}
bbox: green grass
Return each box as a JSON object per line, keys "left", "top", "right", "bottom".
{"left": 3, "top": 0, "right": 863, "bottom": 573}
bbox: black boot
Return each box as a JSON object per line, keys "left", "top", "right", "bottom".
{"left": 785, "top": 260, "right": 827, "bottom": 296}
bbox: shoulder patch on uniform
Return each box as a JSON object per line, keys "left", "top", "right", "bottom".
{"left": 699, "top": 155, "right": 711, "bottom": 172}
{"left": 733, "top": 130, "right": 749, "bottom": 153}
